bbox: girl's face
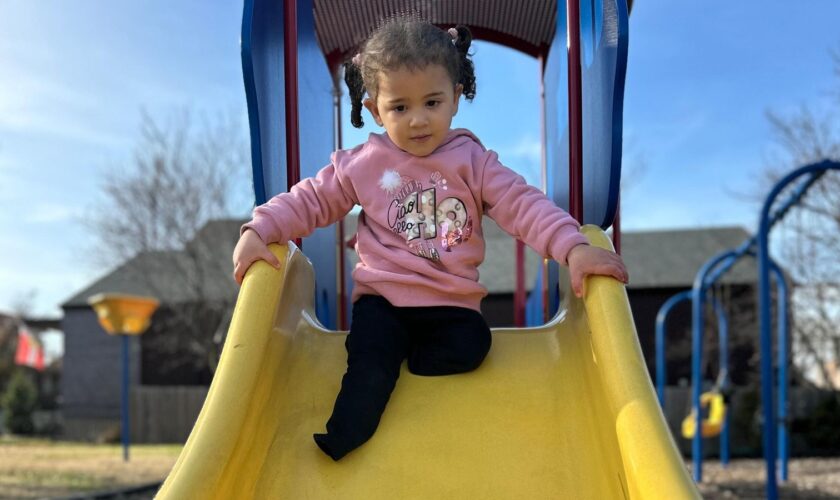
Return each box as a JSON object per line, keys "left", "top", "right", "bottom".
{"left": 364, "top": 64, "right": 462, "bottom": 157}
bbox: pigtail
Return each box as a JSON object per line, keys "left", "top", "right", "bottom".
{"left": 453, "top": 25, "right": 476, "bottom": 101}
{"left": 344, "top": 58, "right": 366, "bottom": 128}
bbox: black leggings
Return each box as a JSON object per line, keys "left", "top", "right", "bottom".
{"left": 314, "top": 294, "right": 492, "bottom": 460}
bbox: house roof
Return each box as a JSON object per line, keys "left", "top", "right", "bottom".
{"left": 62, "top": 217, "right": 755, "bottom": 309}
{"left": 62, "top": 220, "right": 243, "bottom": 308}
{"left": 618, "top": 226, "right": 755, "bottom": 288}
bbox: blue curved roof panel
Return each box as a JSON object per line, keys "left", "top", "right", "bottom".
{"left": 546, "top": 0, "right": 628, "bottom": 228}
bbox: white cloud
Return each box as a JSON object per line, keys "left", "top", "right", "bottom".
{"left": 27, "top": 202, "right": 84, "bottom": 224}
{"left": 495, "top": 135, "right": 543, "bottom": 186}
{"left": 0, "top": 62, "right": 128, "bottom": 148}
{"left": 621, "top": 193, "right": 697, "bottom": 231}
{"left": 506, "top": 136, "right": 542, "bottom": 164}
{"left": 0, "top": 161, "right": 18, "bottom": 203}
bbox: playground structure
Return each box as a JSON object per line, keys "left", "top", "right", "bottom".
{"left": 655, "top": 160, "right": 840, "bottom": 500}
{"left": 657, "top": 290, "right": 733, "bottom": 459}
{"left": 655, "top": 238, "right": 788, "bottom": 469}
{"left": 157, "top": 0, "right": 705, "bottom": 498}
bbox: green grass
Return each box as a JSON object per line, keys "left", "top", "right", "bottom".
{"left": 0, "top": 436, "right": 181, "bottom": 499}
{"left": 0, "top": 469, "right": 103, "bottom": 490}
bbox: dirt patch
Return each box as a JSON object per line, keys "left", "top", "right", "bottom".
{"left": 0, "top": 437, "right": 179, "bottom": 499}
{"left": 691, "top": 458, "right": 840, "bottom": 499}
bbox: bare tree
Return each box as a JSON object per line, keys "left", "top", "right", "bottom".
{"left": 762, "top": 53, "right": 840, "bottom": 389}
{"left": 85, "top": 109, "right": 250, "bottom": 375}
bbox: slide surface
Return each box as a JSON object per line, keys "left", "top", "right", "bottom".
{"left": 157, "top": 226, "right": 699, "bottom": 499}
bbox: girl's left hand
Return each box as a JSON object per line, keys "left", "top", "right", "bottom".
{"left": 566, "top": 244, "right": 629, "bottom": 298}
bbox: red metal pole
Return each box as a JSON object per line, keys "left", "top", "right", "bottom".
{"left": 539, "top": 55, "right": 549, "bottom": 324}
{"left": 613, "top": 194, "right": 621, "bottom": 254}
{"left": 567, "top": 0, "right": 584, "bottom": 223}
{"left": 515, "top": 239, "right": 525, "bottom": 327}
{"left": 283, "top": 0, "right": 301, "bottom": 247}
{"left": 542, "top": 262, "right": 550, "bottom": 324}
{"left": 335, "top": 84, "right": 347, "bottom": 330}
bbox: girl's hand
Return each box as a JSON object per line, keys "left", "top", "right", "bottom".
{"left": 566, "top": 244, "right": 629, "bottom": 298}
{"left": 232, "top": 229, "right": 282, "bottom": 285}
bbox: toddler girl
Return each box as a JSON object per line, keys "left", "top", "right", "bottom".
{"left": 232, "top": 18, "right": 628, "bottom": 461}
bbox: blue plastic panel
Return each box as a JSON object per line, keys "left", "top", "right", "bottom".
{"left": 544, "top": 0, "right": 628, "bottom": 229}
{"left": 242, "top": 0, "right": 286, "bottom": 203}
{"left": 297, "top": 0, "right": 341, "bottom": 329}
{"left": 539, "top": 0, "right": 628, "bottom": 322}
{"left": 542, "top": 0, "right": 569, "bottom": 318}
{"left": 242, "top": 0, "right": 340, "bottom": 328}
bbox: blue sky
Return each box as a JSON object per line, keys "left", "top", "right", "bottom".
{"left": 1, "top": 0, "right": 839, "bottom": 320}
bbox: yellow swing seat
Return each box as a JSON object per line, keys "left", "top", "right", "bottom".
{"left": 681, "top": 391, "right": 727, "bottom": 439}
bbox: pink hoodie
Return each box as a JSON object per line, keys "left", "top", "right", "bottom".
{"left": 243, "top": 129, "right": 588, "bottom": 312}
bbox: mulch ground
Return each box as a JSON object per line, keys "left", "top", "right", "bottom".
{"left": 692, "top": 458, "right": 840, "bottom": 499}
{"left": 123, "top": 458, "right": 840, "bottom": 499}
{"left": 2, "top": 437, "right": 837, "bottom": 500}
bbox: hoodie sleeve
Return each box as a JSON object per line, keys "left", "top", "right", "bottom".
{"left": 241, "top": 155, "right": 357, "bottom": 244}
{"left": 480, "top": 150, "right": 588, "bottom": 265}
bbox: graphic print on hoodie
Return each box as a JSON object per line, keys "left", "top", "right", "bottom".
{"left": 380, "top": 167, "right": 473, "bottom": 262}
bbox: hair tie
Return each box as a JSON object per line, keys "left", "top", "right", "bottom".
{"left": 448, "top": 27, "right": 458, "bottom": 45}
{"left": 352, "top": 53, "right": 362, "bottom": 66}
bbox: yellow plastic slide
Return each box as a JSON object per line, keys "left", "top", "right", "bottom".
{"left": 157, "top": 226, "right": 699, "bottom": 499}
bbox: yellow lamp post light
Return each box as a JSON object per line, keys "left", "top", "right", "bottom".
{"left": 88, "top": 293, "right": 159, "bottom": 461}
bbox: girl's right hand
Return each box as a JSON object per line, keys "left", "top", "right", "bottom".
{"left": 566, "top": 243, "right": 629, "bottom": 298}
{"left": 232, "top": 229, "right": 282, "bottom": 285}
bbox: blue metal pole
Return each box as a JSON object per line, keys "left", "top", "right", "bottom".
{"left": 770, "top": 262, "right": 789, "bottom": 481}
{"left": 758, "top": 195, "right": 779, "bottom": 500}
{"left": 690, "top": 278, "right": 705, "bottom": 481}
{"left": 656, "top": 289, "right": 731, "bottom": 468}
{"left": 121, "top": 334, "right": 130, "bottom": 462}
{"left": 756, "top": 160, "right": 839, "bottom": 500}
{"left": 723, "top": 399, "right": 731, "bottom": 467}
{"left": 691, "top": 249, "right": 741, "bottom": 481}
{"left": 655, "top": 290, "right": 692, "bottom": 406}
{"left": 713, "top": 297, "right": 730, "bottom": 467}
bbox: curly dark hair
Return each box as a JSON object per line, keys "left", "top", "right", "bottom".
{"left": 343, "top": 18, "right": 476, "bottom": 128}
